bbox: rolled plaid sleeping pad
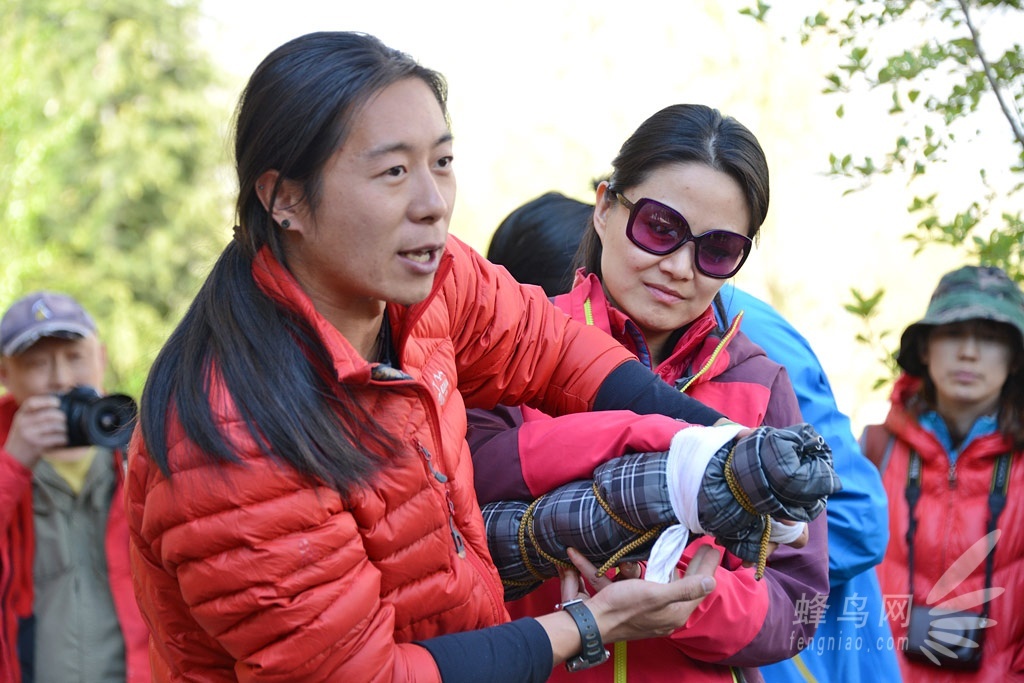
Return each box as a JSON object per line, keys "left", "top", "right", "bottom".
{"left": 483, "top": 422, "right": 840, "bottom": 601}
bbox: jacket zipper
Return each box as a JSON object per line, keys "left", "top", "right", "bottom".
{"left": 416, "top": 440, "right": 466, "bottom": 557}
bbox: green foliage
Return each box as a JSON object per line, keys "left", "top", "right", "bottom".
{"left": 743, "top": 0, "right": 1024, "bottom": 387}
{"left": 844, "top": 287, "right": 900, "bottom": 390}
{"left": 0, "top": 0, "right": 233, "bottom": 398}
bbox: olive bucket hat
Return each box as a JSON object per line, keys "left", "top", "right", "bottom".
{"left": 896, "top": 265, "right": 1024, "bottom": 377}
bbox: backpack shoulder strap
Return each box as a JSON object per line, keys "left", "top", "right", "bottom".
{"left": 860, "top": 423, "right": 896, "bottom": 472}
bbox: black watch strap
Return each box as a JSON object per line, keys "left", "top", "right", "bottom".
{"left": 560, "top": 599, "right": 610, "bottom": 672}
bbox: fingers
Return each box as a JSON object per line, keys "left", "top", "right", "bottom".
{"left": 682, "top": 543, "right": 721, "bottom": 579}
{"left": 663, "top": 544, "right": 718, "bottom": 599}
{"left": 4, "top": 397, "right": 68, "bottom": 467}
{"left": 567, "top": 547, "right": 619, "bottom": 593}
{"left": 665, "top": 571, "right": 717, "bottom": 602}
{"left": 615, "top": 561, "right": 641, "bottom": 581}
{"left": 557, "top": 561, "right": 584, "bottom": 605}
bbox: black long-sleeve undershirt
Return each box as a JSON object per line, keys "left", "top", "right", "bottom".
{"left": 417, "top": 618, "right": 551, "bottom": 683}
{"left": 594, "top": 359, "right": 725, "bottom": 426}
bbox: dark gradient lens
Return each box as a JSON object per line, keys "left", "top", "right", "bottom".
{"left": 631, "top": 200, "right": 689, "bottom": 254}
{"left": 693, "top": 230, "right": 751, "bottom": 278}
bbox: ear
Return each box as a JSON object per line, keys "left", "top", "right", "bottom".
{"left": 593, "top": 181, "right": 614, "bottom": 245}
{"left": 255, "top": 170, "right": 305, "bottom": 233}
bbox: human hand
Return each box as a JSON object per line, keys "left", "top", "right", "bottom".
{"left": 571, "top": 544, "right": 720, "bottom": 643}
{"left": 713, "top": 417, "right": 755, "bottom": 439}
{"left": 740, "top": 519, "right": 809, "bottom": 569}
{"left": 3, "top": 395, "right": 67, "bottom": 468}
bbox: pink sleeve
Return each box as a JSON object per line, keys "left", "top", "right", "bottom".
{"left": 518, "top": 409, "right": 687, "bottom": 497}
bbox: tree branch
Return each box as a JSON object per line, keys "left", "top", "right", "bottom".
{"left": 957, "top": 0, "right": 1024, "bottom": 149}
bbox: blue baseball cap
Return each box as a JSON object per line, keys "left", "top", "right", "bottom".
{"left": 0, "top": 291, "right": 97, "bottom": 356}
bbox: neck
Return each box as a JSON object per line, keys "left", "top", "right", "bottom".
{"left": 936, "top": 399, "right": 998, "bottom": 445}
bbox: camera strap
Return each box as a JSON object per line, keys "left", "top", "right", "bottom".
{"left": 905, "top": 451, "right": 1011, "bottom": 619}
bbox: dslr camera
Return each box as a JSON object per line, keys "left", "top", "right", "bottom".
{"left": 57, "top": 385, "right": 138, "bottom": 449}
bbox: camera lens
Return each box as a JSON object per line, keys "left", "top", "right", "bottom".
{"left": 58, "top": 386, "right": 138, "bottom": 449}
{"left": 84, "top": 394, "right": 138, "bottom": 449}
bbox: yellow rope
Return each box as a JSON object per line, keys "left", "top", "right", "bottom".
{"left": 518, "top": 498, "right": 563, "bottom": 581}
{"left": 590, "top": 481, "right": 663, "bottom": 577}
{"left": 501, "top": 482, "right": 667, "bottom": 592}
{"left": 723, "top": 444, "right": 771, "bottom": 580}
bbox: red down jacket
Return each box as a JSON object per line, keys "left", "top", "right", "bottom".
{"left": 873, "top": 374, "right": 1024, "bottom": 682}
{"left": 0, "top": 394, "right": 150, "bottom": 683}
{"left": 126, "top": 237, "right": 639, "bottom": 682}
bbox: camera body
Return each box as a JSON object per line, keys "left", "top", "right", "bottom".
{"left": 57, "top": 385, "right": 138, "bottom": 449}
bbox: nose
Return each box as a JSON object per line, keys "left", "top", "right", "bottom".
{"left": 411, "top": 168, "right": 452, "bottom": 225}
{"left": 958, "top": 333, "right": 981, "bottom": 358}
{"left": 48, "top": 355, "right": 76, "bottom": 393}
{"left": 659, "top": 239, "right": 697, "bottom": 280}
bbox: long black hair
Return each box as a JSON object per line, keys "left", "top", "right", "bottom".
{"left": 140, "top": 32, "right": 448, "bottom": 496}
{"left": 573, "top": 104, "right": 769, "bottom": 281}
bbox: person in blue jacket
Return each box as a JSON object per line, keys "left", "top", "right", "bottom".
{"left": 717, "top": 284, "right": 900, "bottom": 683}
{"left": 488, "top": 191, "right": 901, "bottom": 682}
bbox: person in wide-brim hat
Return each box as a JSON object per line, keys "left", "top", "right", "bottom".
{"left": 896, "top": 264, "right": 1024, "bottom": 379}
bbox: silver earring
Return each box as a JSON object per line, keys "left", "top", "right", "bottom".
{"left": 281, "top": 219, "right": 291, "bottom": 229}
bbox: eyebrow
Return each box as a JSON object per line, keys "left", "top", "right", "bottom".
{"left": 364, "top": 132, "right": 454, "bottom": 160}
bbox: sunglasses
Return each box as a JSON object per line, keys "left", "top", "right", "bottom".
{"left": 611, "top": 190, "right": 753, "bottom": 279}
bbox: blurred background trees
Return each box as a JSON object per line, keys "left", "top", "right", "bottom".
{"left": 3, "top": 0, "right": 1021, "bottom": 403}
{"left": 1, "top": 0, "right": 232, "bottom": 395}
{"left": 745, "top": 0, "right": 1024, "bottom": 387}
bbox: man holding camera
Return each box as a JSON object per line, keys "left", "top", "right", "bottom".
{"left": 0, "top": 291, "right": 149, "bottom": 683}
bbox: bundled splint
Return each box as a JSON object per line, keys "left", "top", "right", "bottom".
{"left": 483, "top": 422, "right": 841, "bottom": 601}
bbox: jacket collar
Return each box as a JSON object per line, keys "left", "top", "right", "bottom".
{"left": 250, "top": 245, "right": 455, "bottom": 382}
{"left": 557, "top": 270, "right": 728, "bottom": 378}
{"left": 885, "top": 373, "right": 1015, "bottom": 458}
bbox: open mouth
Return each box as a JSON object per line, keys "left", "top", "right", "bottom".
{"left": 402, "top": 248, "right": 436, "bottom": 263}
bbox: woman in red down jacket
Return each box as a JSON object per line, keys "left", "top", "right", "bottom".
{"left": 125, "top": 31, "right": 748, "bottom": 683}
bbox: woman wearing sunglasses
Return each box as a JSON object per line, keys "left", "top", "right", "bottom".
{"left": 468, "top": 103, "right": 830, "bottom": 682}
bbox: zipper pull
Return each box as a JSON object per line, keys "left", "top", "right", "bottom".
{"left": 948, "top": 462, "right": 957, "bottom": 489}
{"left": 417, "top": 440, "right": 448, "bottom": 483}
{"left": 446, "top": 493, "right": 466, "bottom": 558}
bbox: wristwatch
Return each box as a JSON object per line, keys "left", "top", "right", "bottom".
{"left": 559, "top": 598, "right": 610, "bottom": 672}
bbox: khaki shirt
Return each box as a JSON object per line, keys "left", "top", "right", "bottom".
{"left": 32, "top": 449, "right": 126, "bottom": 683}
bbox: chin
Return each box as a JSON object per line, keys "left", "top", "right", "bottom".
{"left": 390, "top": 285, "right": 434, "bottom": 307}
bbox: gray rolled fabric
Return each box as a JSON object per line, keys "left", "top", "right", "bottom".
{"left": 697, "top": 422, "right": 841, "bottom": 560}
{"left": 483, "top": 453, "right": 673, "bottom": 601}
{"left": 483, "top": 422, "right": 841, "bottom": 601}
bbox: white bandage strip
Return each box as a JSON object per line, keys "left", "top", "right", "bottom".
{"left": 645, "top": 423, "right": 746, "bottom": 584}
{"left": 769, "top": 519, "right": 807, "bottom": 544}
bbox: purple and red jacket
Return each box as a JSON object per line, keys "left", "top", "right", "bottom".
{"left": 468, "top": 272, "right": 829, "bottom": 683}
